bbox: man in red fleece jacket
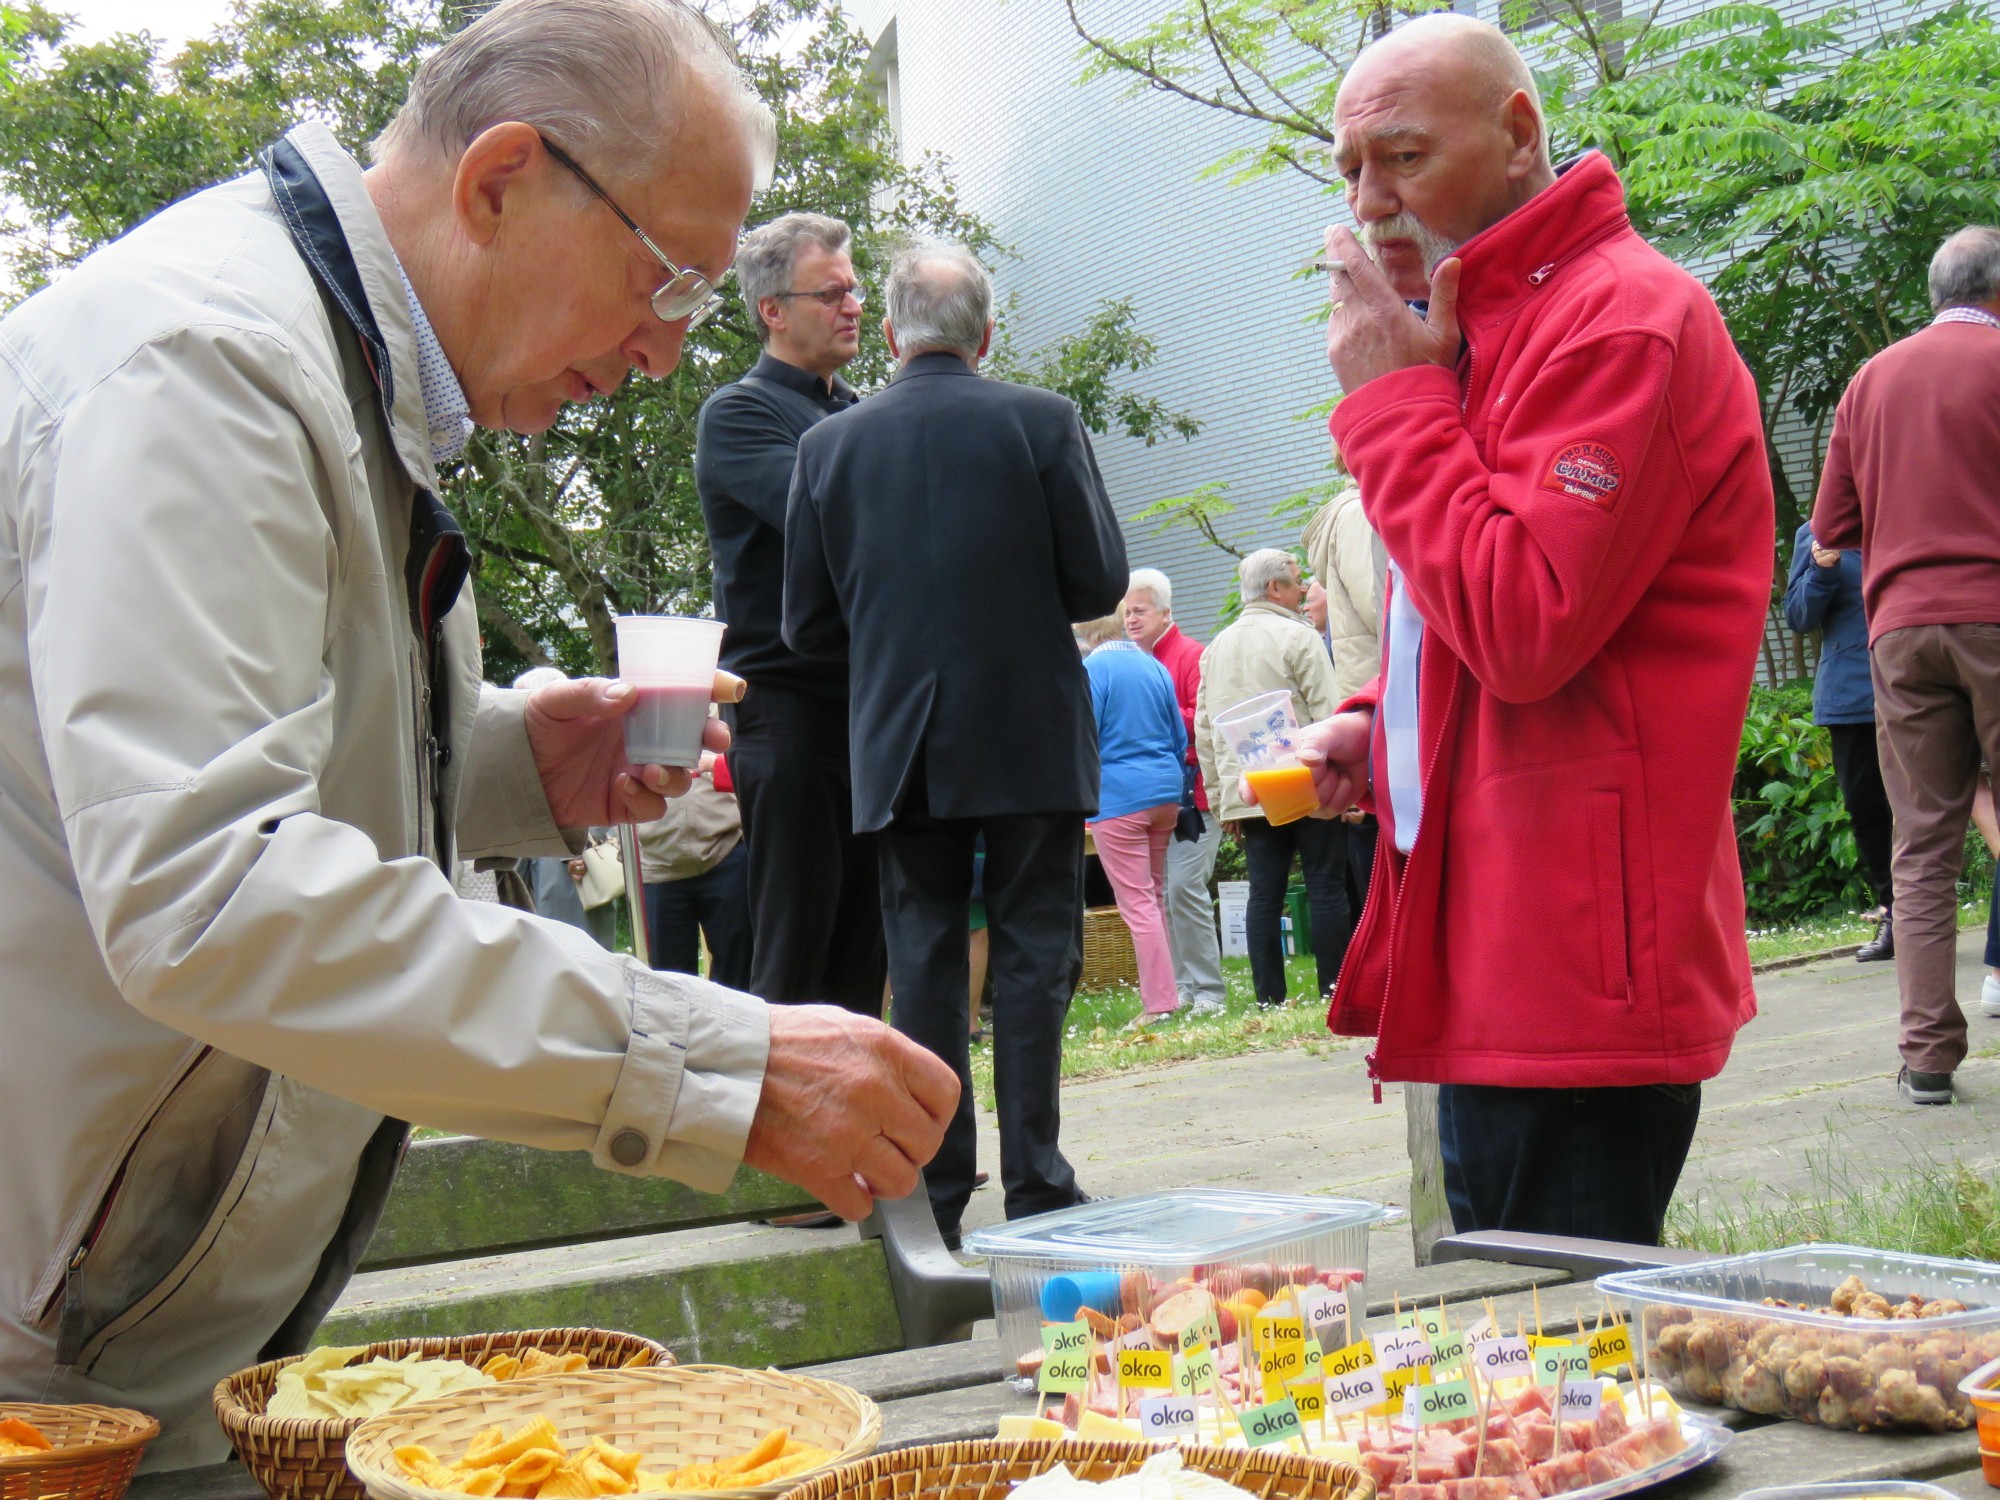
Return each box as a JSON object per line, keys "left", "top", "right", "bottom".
{"left": 1282, "top": 13, "right": 1772, "bottom": 1244}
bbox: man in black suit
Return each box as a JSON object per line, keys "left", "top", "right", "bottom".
{"left": 695, "top": 212, "right": 886, "bottom": 1018}
{"left": 783, "top": 242, "right": 1129, "bottom": 1246}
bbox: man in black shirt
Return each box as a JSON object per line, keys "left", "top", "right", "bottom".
{"left": 695, "top": 213, "right": 885, "bottom": 1016}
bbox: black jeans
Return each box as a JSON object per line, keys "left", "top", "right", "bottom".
{"left": 1240, "top": 815, "right": 1350, "bottom": 1005}
{"left": 729, "top": 685, "right": 886, "bottom": 1015}
{"left": 644, "top": 842, "right": 753, "bottom": 990}
{"left": 1437, "top": 1081, "right": 1702, "bottom": 1246}
{"left": 879, "top": 799, "right": 1085, "bottom": 1240}
{"left": 1828, "top": 720, "right": 1894, "bottom": 911}
{"left": 1345, "top": 813, "right": 1379, "bottom": 931}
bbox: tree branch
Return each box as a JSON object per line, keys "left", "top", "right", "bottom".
{"left": 1064, "top": 0, "right": 1330, "bottom": 137}
{"left": 476, "top": 591, "right": 552, "bottom": 670}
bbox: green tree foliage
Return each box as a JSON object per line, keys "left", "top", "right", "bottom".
{"left": 0, "top": 0, "right": 1199, "bottom": 680}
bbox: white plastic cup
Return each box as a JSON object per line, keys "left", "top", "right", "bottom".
{"left": 1213, "top": 689, "right": 1318, "bottom": 826}
{"left": 614, "top": 615, "right": 726, "bottom": 769}
{"left": 1213, "top": 689, "right": 1301, "bottom": 771}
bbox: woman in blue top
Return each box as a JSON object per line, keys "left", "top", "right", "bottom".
{"left": 1080, "top": 613, "right": 1191, "bottom": 1027}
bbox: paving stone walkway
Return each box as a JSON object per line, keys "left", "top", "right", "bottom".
{"left": 958, "top": 930, "right": 2000, "bottom": 1278}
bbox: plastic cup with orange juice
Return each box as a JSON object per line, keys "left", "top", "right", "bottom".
{"left": 1214, "top": 690, "right": 1321, "bottom": 827}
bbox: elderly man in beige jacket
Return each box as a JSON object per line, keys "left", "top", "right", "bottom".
{"left": 0, "top": 0, "right": 954, "bottom": 1465}
{"left": 1195, "top": 550, "right": 1346, "bottom": 1009}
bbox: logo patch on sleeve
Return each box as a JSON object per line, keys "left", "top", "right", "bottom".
{"left": 1544, "top": 442, "right": 1624, "bottom": 506}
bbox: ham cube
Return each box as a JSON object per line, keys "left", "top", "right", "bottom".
{"left": 1560, "top": 1421, "right": 1600, "bottom": 1452}
{"left": 1533, "top": 1450, "right": 1593, "bottom": 1496}
{"left": 1364, "top": 1453, "right": 1412, "bottom": 1488}
{"left": 1478, "top": 1438, "right": 1527, "bottom": 1476}
{"left": 1518, "top": 1421, "right": 1555, "bottom": 1464}
{"left": 1583, "top": 1450, "right": 1632, "bottom": 1485}
{"left": 1593, "top": 1402, "right": 1629, "bottom": 1446}
{"left": 1507, "top": 1386, "right": 1554, "bottom": 1418}
{"left": 1506, "top": 1478, "right": 1540, "bottom": 1500}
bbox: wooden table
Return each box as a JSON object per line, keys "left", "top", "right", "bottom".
{"left": 129, "top": 1256, "right": 1991, "bottom": 1500}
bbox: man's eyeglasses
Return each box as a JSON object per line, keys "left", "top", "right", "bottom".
{"left": 539, "top": 134, "right": 728, "bottom": 329}
{"left": 775, "top": 286, "right": 867, "bottom": 311}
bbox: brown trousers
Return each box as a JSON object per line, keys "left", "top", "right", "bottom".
{"left": 1872, "top": 623, "right": 2000, "bottom": 1074}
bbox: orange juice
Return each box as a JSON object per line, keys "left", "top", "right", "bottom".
{"left": 1244, "top": 764, "right": 1319, "bottom": 826}
{"left": 1980, "top": 1405, "right": 2000, "bottom": 1486}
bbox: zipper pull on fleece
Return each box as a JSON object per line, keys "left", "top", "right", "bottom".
{"left": 1365, "top": 1050, "right": 1383, "bottom": 1105}
{"left": 1528, "top": 263, "right": 1555, "bottom": 286}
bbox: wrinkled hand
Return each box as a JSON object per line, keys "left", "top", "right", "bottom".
{"left": 1247, "top": 710, "right": 1373, "bottom": 818}
{"left": 1810, "top": 542, "right": 1840, "bottom": 568}
{"left": 1323, "top": 226, "right": 1461, "bottom": 395}
{"left": 526, "top": 672, "right": 743, "bottom": 828}
{"left": 745, "top": 1005, "right": 960, "bottom": 1220}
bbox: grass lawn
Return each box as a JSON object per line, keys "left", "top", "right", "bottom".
{"left": 1744, "top": 897, "right": 1985, "bottom": 966}
{"left": 968, "top": 954, "right": 1355, "bottom": 1113}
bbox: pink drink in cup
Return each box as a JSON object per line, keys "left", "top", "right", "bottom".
{"left": 614, "top": 615, "right": 726, "bottom": 769}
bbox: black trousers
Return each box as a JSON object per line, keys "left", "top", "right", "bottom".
{"left": 644, "top": 842, "right": 753, "bottom": 991}
{"left": 1345, "top": 813, "right": 1379, "bottom": 930}
{"left": 730, "top": 685, "right": 886, "bottom": 1016}
{"left": 1827, "top": 720, "right": 1895, "bottom": 911}
{"left": 1240, "top": 815, "right": 1351, "bottom": 1005}
{"left": 879, "top": 799, "right": 1085, "bottom": 1239}
{"left": 1437, "top": 1081, "right": 1702, "bottom": 1246}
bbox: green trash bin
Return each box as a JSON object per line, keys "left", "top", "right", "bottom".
{"left": 1285, "top": 882, "right": 1312, "bottom": 956}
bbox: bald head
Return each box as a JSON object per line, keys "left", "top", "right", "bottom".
{"left": 884, "top": 241, "right": 994, "bottom": 364}
{"left": 1343, "top": 14, "right": 1542, "bottom": 123}
{"left": 1330, "top": 11, "right": 1556, "bottom": 297}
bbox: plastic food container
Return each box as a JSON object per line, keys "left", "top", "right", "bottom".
{"left": 962, "top": 1189, "right": 1396, "bottom": 1389}
{"left": 1599, "top": 1244, "right": 2000, "bottom": 1432}
{"left": 1957, "top": 1353, "right": 2000, "bottom": 1486}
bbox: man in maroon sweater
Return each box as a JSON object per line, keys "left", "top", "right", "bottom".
{"left": 1811, "top": 225, "right": 2000, "bottom": 1107}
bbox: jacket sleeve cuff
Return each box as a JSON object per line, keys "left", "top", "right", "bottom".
{"left": 457, "top": 686, "right": 577, "bottom": 859}
{"left": 592, "top": 966, "right": 771, "bottom": 1191}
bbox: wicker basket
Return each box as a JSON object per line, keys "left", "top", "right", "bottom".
{"left": 345, "top": 1365, "right": 881, "bottom": 1500}
{"left": 0, "top": 1402, "right": 159, "bottom": 1500}
{"left": 1079, "top": 906, "right": 1138, "bottom": 992}
{"left": 216, "top": 1329, "right": 672, "bottom": 1500}
{"left": 779, "top": 1438, "right": 1376, "bottom": 1500}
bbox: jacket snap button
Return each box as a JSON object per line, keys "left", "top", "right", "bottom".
{"left": 609, "top": 1129, "right": 649, "bottom": 1167}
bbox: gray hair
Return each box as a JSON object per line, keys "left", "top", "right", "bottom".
{"left": 1240, "top": 548, "right": 1299, "bottom": 602}
{"left": 373, "top": 0, "right": 777, "bottom": 193}
{"left": 1127, "top": 568, "right": 1173, "bottom": 614}
{"left": 886, "top": 241, "right": 992, "bottom": 360}
{"left": 1930, "top": 227, "right": 2000, "bottom": 311}
{"left": 736, "top": 213, "right": 853, "bottom": 342}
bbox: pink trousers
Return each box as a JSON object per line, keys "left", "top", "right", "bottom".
{"left": 1090, "top": 803, "right": 1181, "bottom": 1015}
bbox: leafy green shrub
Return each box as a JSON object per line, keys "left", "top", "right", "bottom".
{"left": 1734, "top": 682, "right": 1867, "bottom": 924}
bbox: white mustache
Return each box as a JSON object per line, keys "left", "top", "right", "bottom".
{"left": 1357, "top": 213, "right": 1462, "bottom": 274}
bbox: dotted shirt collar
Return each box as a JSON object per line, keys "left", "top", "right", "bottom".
{"left": 394, "top": 259, "right": 473, "bottom": 466}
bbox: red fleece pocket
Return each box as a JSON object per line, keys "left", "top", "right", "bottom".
{"left": 1543, "top": 442, "right": 1625, "bottom": 507}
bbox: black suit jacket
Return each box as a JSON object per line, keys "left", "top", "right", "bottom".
{"left": 783, "top": 353, "right": 1129, "bottom": 833}
{"left": 695, "top": 354, "right": 856, "bottom": 698}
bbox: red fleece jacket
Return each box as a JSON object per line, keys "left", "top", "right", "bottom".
{"left": 1326, "top": 152, "right": 1772, "bottom": 1090}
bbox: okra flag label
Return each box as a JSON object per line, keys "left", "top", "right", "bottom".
{"left": 1181, "top": 1344, "right": 1219, "bottom": 1395}
{"left": 1288, "top": 1375, "right": 1326, "bottom": 1425}
{"left": 1238, "top": 1396, "right": 1303, "bottom": 1449}
{"left": 1255, "top": 1314, "right": 1307, "bottom": 1349}
{"left": 1118, "top": 1348, "right": 1172, "bottom": 1389}
{"left": 1534, "top": 1344, "right": 1591, "bottom": 1387}
{"left": 1430, "top": 1330, "right": 1467, "bottom": 1368}
{"left": 1410, "top": 1376, "right": 1477, "bottom": 1427}
{"left": 1472, "top": 1335, "right": 1534, "bottom": 1381}
{"left": 1038, "top": 1322, "right": 1090, "bottom": 1394}
{"left": 1299, "top": 1341, "right": 1324, "bottom": 1379}
{"left": 1324, "top": 1339, "right": 1376, "bottom": 1377}
{"left": 1588, "top": 1324, "right": 1634, "bottom": 1374}
{"left": 1375, "top": 1328, "right": 1434, "bottom": 1371}
{"left": 1417, "top": 1308, "right": 1448, "bottom": 1340}
{"left": 1180, "top": 1311, "right": 1221, "bottom": 1354}
{"left": 1138, "top": 1396, "right": 1201, "bottom": 1438}
{"left": 1323, "top": 1364, "right": 1389, "bottom": 1415}
{"left": 1558, "top": 1380, "right": 1604, "bottom": 1419}
{"left": 1301, "top": 1286, "right": 1349, "bottom": 1338}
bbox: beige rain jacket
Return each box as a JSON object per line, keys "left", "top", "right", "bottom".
{"left": 1301, "top": 484, "right": 1387, "bottom": 702}
{"left": 1193, "top": 600, "right": 1341, "bottom": 821}
{"left": 0, "top": 123, "right": 769, "bottom": 1466}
